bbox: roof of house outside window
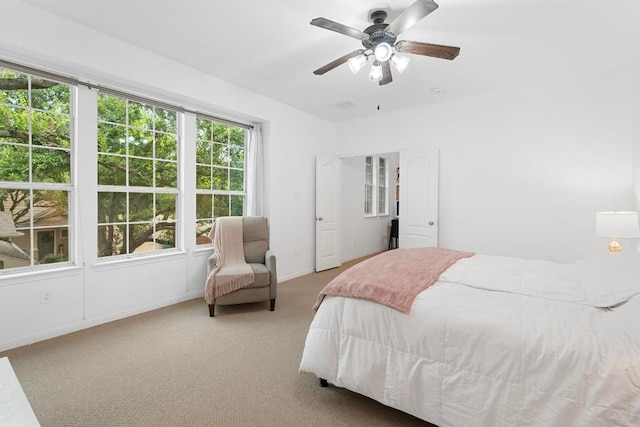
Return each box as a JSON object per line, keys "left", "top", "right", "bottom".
{"left": 0, "top": 240, "right": 30, "bottom": 261}
{"left": 0, "top": 212, "right": 24, "bottom": 239}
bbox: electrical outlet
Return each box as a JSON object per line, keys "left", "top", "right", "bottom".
{"left": 41, "top": 290, "right": 53, "bottom": 304}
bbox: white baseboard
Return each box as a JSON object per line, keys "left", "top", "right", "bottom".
{"left": 278, "top": 269, "right": 315, "bottom": 283}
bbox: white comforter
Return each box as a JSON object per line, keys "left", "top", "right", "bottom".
{"left": 299, "top": 252, "right": 640, "bottom": 427}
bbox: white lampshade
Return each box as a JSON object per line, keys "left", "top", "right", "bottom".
{"left": 368, "top": 62, "right": 383, "bottom": 82}
{"left": 374, "top": 43, "right": 393, "bottom": 62}
{"left": 347, "top": 54, "right": 367, "bottom": 74}
{"left": 390, "top": 54, "right": 410, "bottom": 73}
{"left": 596, "top": 212, "right": 640, "bottom": 238}
{"left": 596, "top": 211, "right": 640, "bottom": 253}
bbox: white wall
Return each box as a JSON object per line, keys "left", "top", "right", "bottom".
{"left": 633, "top": 59, "right": 640, "bottom": 252}
{"left": 0, "top": 1, "right": 333, "bottom": 351}
{"left": 340, "top": 153, "right": 399, "bottom": 262}
{"left": 335, "top": 65, "right": 636, "bottom": 263}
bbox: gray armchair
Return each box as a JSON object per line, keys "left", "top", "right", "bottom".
{"left": 206, "top": 216, "right": 277, "bottom": 317}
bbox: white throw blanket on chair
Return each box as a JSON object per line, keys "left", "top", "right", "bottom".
{"left": 204, "top": 217, "right": 255, "bottom": 304}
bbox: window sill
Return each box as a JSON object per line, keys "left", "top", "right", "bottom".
{"left": 93, "top": 250, "right": 186, "bottom": 272}
{"left": 0, "top": 264, "right": 83, "bottom": 286}
{"left": 193, "top": 246, "right": 213, "bottom": 257}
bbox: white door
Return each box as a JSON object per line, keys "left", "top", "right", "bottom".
{"left": 399, "top": 147, "right": 439, "bottom": 248}
{"left": 315, "top": 155, "right": 341, "bottom": 271}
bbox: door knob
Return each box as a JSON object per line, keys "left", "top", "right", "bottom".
{"left": 428, "top": 221, "right": 434, "bottom": 226}
{"left": 317, "top": 217, "right": 324, "bottom": 221}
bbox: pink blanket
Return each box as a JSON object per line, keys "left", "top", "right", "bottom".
{"left": 313, "top": 247, "right": 475, "bottom": 313}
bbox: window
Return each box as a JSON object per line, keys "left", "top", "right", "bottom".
{"left": 363, "top": 155, "right": 388, "bottom": 217}
{"left": 364, "top": 156, "right": 374, "bottom": 216}
{"left": 0, "top": 66, "right": 73, "bottom": 271}
{"left": 1, "top": 60, "right": 255, "bottom": 265}
{"left": 195, "top": 117, "right": 246, "bottom": 244}
{"left": 378, "top": 157, "right": 388, "bottom": 215}
{"left": 97, "top": 93, "right": 179, "bottom": 258}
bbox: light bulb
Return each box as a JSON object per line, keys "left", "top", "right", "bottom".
{"left": 374, "top": 43, "right": 393, "bottom": 62}
{"left": 369, "top": 61, "right": 383, "bottom": 82}
{"left": 390, "top": 54, "right": 410, "bottom": 73}
{"left": 347, "top": 54, "right": 367, "bottom": 74}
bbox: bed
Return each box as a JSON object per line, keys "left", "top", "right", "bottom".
{"left": 299, "top": 247, "right": 640, "bottom": 427}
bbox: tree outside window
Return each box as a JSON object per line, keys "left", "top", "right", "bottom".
{"left": 195, "top": 117, "right": 245, "bottom": 244}
{"left": 96, "top": 93, "right": 179, "bottom": 258}
{"left": 0, "top": 67, "right": 72, "bottom": 270}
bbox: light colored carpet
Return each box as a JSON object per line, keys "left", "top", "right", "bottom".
{"left": 0, "top": 256, "right": 435, "bottom": 427}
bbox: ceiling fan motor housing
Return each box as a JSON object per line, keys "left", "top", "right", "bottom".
{"left": 362, "top": 20, "right": 397, "bottom": 51}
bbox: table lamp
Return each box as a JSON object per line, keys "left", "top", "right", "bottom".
{"left": 595, "top": 211, "right": 640, "bottom": 253}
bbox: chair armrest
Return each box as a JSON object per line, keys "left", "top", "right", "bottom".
{"left": 265, "top": 249, "right": 277, "bottom": 297}
{"left": 207, "top": 253, "right": 219, "bottom": 274}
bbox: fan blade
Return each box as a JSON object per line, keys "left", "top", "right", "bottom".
{"left": 310, "top": 17, "right": 370, "bottom": 41}
{"left": 396, "top": 40, "right": 460, "bottom": 60}
{"left": 379, "top": 61, "right": 393, "bottom": 86}
{"left": 313, "top": 50, "right": 364, "bottom": 75}
{"left": 386, "top": 0, "right": 439, "bottom": 36}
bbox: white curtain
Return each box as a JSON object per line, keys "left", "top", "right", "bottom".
{"left": 245, "top": 125, "right": 264, "bottom": 216}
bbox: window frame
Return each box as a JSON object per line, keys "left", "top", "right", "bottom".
{"left": 96, "top": 91, "right": 181, "bottom": 260}
{"left": 377, "top": 157, "right": 389, "bottom": 216}
{"left": 364, "top": 155, "right": 374, "bottom": 217}
{"left": 195, "top": 116, "right": 247, "bottom": 245}
{"left": 363, "top": 155, "right": 389, "bottom": 218}
{"left": 0, "top": 66, "right": 76, "bottom": 274}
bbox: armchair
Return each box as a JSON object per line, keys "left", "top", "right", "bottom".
{"left": 206, "top": 216, "right": 277, "bottom": 317}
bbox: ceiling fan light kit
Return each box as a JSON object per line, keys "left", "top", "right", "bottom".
{"left": 374, "top": 42, "right": 393, "bottom": 62}
{"left": 390, "top": 53, "right": 410, "bottom": 73}
{"left": 347, "top": 54, "right": 368, "bottom": 74}
{"left": 369, "top": 61, "right": 383, "bottom": 82}
{"left": 311, "top": 0, "right": 460, "bottom": 86}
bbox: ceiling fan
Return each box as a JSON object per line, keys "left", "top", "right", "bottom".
{"left": 311, "top": 0, "right": 460, "bottom": 85}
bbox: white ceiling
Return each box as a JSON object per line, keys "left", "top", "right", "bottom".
{"left": 18, "top": 0, "right": 640, "bottom": 122}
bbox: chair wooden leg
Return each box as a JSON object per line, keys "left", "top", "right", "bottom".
{"left": 270, "top": 298, "right": 276, "bottom": 311}
{"left": 208, "top": 304, "right": 215, "bottom": 317}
